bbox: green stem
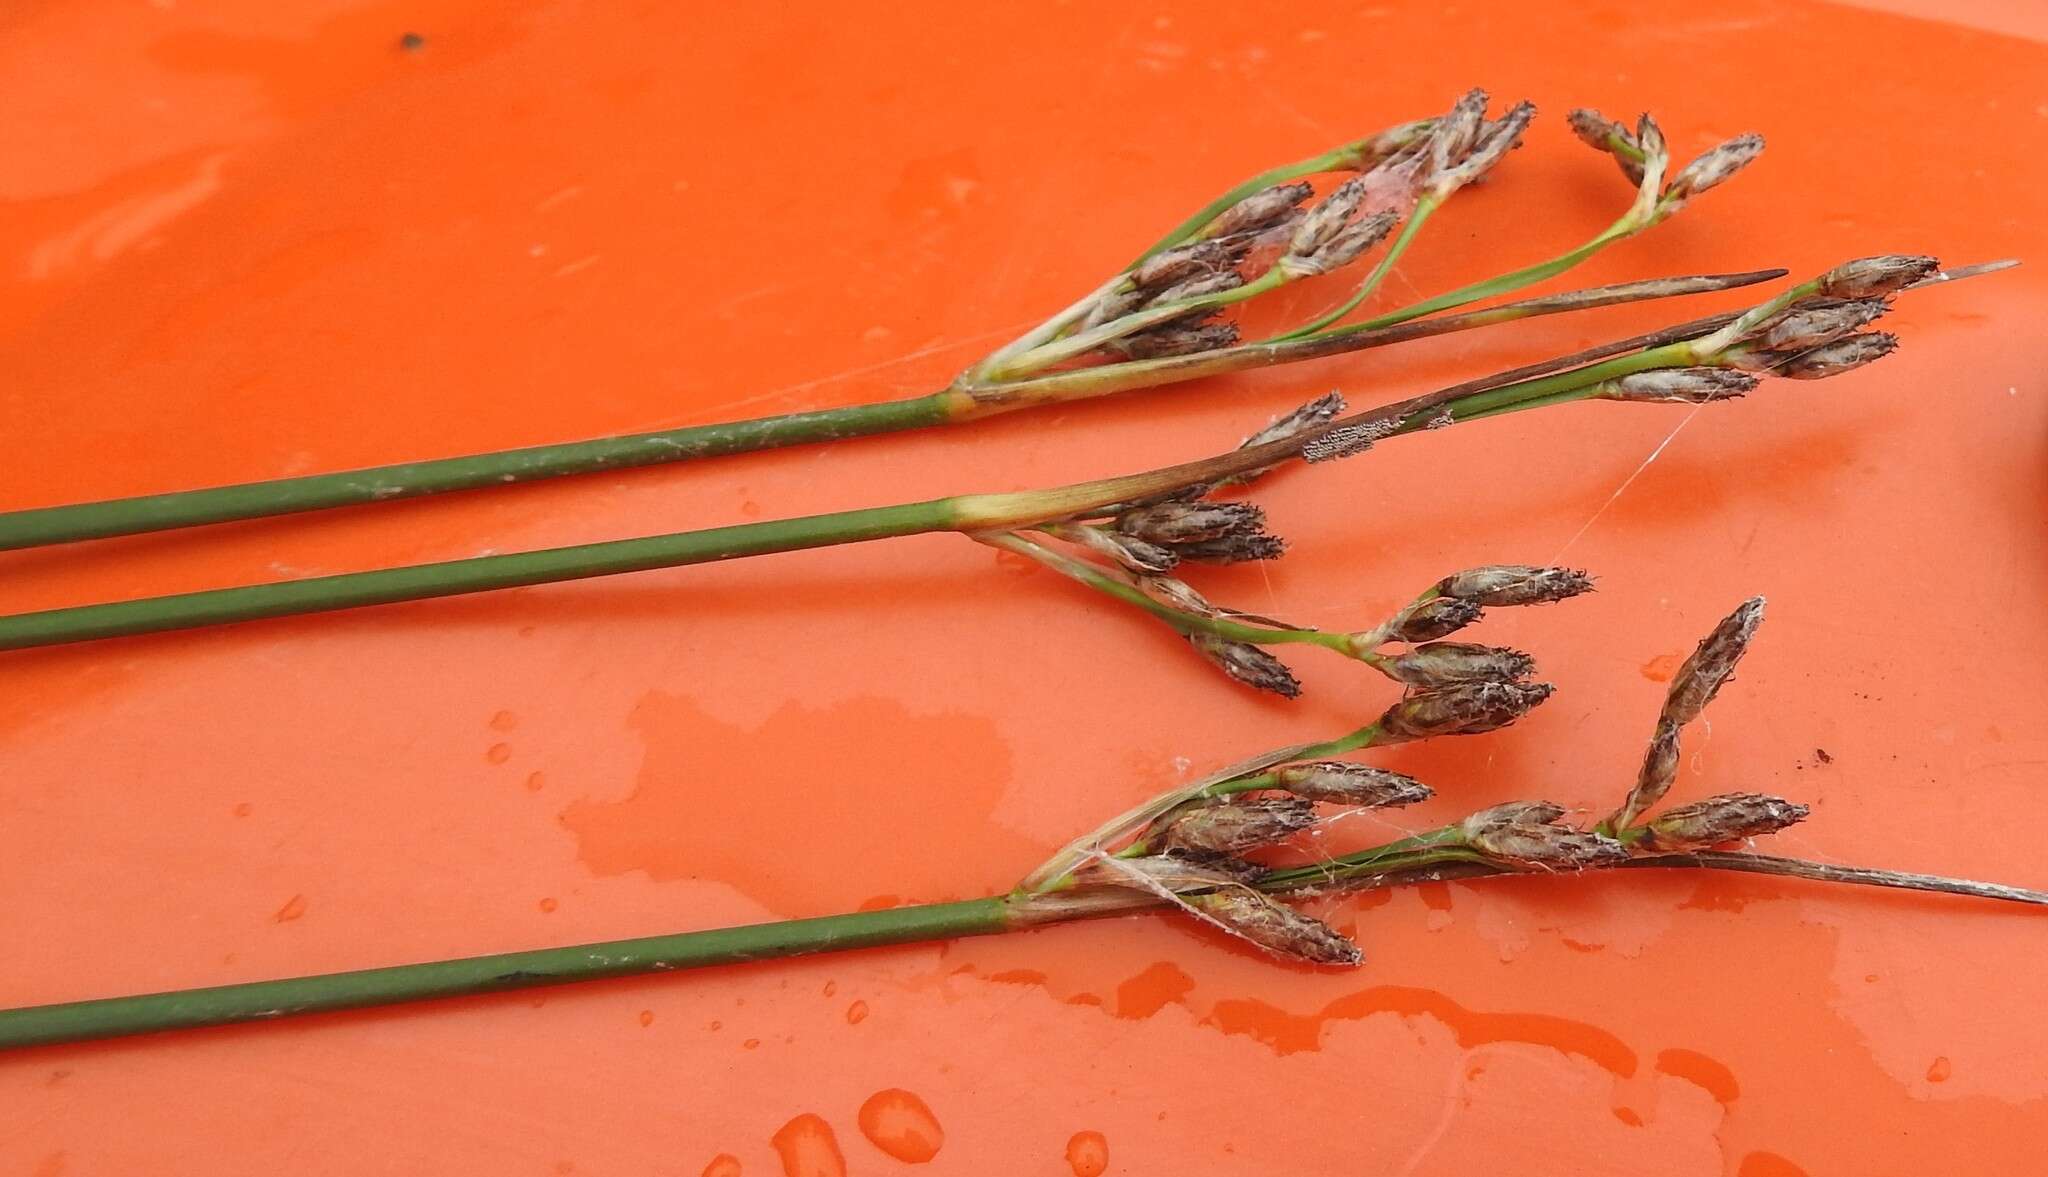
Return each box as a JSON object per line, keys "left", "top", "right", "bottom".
{"left": 0, "top": 499, "right": 958, "bottom": 652}
{"left": 0, "top": 394, "right": 958, "bottom": 553}
{"left": 0, "top": 898, "right": 1012, "bottom": 1052}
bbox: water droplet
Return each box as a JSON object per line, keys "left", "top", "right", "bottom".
{"left": 490, "top": 709, "right": 519, "bottom": 732}
{"left": 700, "top": 1156, "right": 741, "bottom": 1177}
{"left": 1926, "top": 1056, "right": 1952, "bottom": 1083}
{"left": 638, "top": 1010, "right": 655, "bottom": 1028}
{"left": 1065, "top": 1131, "right": 1108, "bottom": 1177}
{"left": 770, "top": 1113, "right": 846, "bottom": 1177}
{"left": 856, "top": 1089, "right": 943, "bottom": 1163}
{"left": 743, "top": 1037, "right": 761, "bottom": 1050}
{"left": 486, "top": 742, "right": 513, "bottom": 765}
{"left": 538, "top": 897, "right": 558, "bottom": 913}
{"left": 232, "top": 802, "right": 253, "bottom": 817}
{"left": 273, "top": 894, "right": 308, "bottom": 922}
{"left": 526, "top": 771, "right": 546, "bottom": 792}
{"left": 821, "top": 981, "right": 836, "bottom": 997}
{"left": 709, "top": 1020, "right": 723, "bottom": 1031}
{"left": 1424, "top": 909, "right": 1452, "bottom": 932}
{"left": 845, "top": 1000, "right": 869, "bottom": 1025}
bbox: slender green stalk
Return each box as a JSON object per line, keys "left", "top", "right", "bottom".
{"left": 0, "top": 500, "right": 958, "bottom": 651}
{"left": 0, "top": 395, "right": 961, "bottom": 553}
{"left": 4, "top": 842, "right": 2034, "bottom": 1053}
{"left": 0, "top": 898, "right": 1012, "bottom": 1052}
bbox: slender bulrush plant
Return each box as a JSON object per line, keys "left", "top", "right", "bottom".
{"left": 0, "top": 253, "right": 2009, "bottom": 657}
{"left": 0, "top": 92, "right": 1767, "bottom": 549}
{"left": 3, "top": 597, "right": 2036, "bottom": 1051}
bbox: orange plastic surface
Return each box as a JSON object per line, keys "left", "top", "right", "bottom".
{"left": 3, "top": 2, "right": 2044, "bottom": 1174}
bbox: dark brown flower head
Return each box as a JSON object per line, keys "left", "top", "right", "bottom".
{"left": 1205, "top": 180, "right": 1314, "bottom": 241}
{"left": 1115, "top": 501, "right": 1266, "bottom": 545}
{"left": 1289, "top": 174, "right": 1374, "bottom": 259}
{"left": 1160, "top": 797, "right": 1318, "bottom": 857}
{"left": 1605, "top": 368, "right": 1758, "bottom": 404}
{"left": 1461, "top": 804, "right": 1628, "bottom": 871}
{"left": 1427, "top": 88, "right": 1491, "bottom": 178}
{"left": 1640, "top": 793, "right": 1811, "bottom": 852}
{"left": 1188, "top": 890, "right": 1362, "bottom": 966}
{"left": 1289, "top": 209, "right": 1398, "bottom": 277}
{"left": 1168, "top": 533, "right": 1287, "bottom": 563}
{"left": 1662, "top": 597, "right": 1765, "bottom": 727}
{"left": 1770, "top": 332, "right": 1899, "bottom": 380}
{"left": 1754, "top": 298, "right": 1890, "bottom": 352}
{"left": 1147, "top": 269, "right": 1244, "bottom": 308}
{"left": 1275, "top": 761, "right": 1433, "bottom": 808}
{"left": 1662, "top": 133, "right": 1765, "bottom": 205}
{"left": 1239, "top": 392, "right": 1348, "bottom": 452}
{"left": 1052, "top": 523, "right": 1179, "bottom": 575}
{"left": 1378, "top": 680, "right": 1554, "bottom": 743}
{"left": 1385, "top": 642, "right": 1535, "bottom": 688}
{"left": 1817, "top": 254, "right": 1940, "bottom": 299}
{"left": 1612, "top": 717, "right": 1682, "bottom": 830}
{"left": 1109, "top": 322, "right": 1241, "bottom": 360}
{"left": 1131, "top": 239, "right": 1233, "bottom": 293}
{"left": 1189, "top": 633, "right": 1300, "bottom": 698}
{"left": 1436, "top": 565, "right": 1595, "bottom": 607}
{"left": 1435, "top": 98, "right": 1535, "bottom": 191}
{"left": 1567, "top": 108, "right": 1646, "bottom": 185}
{"left": 1388, "top": 595, "right": 1484, "bottom": 642}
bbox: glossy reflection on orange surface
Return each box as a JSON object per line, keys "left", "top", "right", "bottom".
{"left": 2, "top": 1, "right": 2045, "bottom": 1174}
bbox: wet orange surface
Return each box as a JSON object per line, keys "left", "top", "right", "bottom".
{"left": 2, "top": 2, "right": 2045, "bottom": 1174}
